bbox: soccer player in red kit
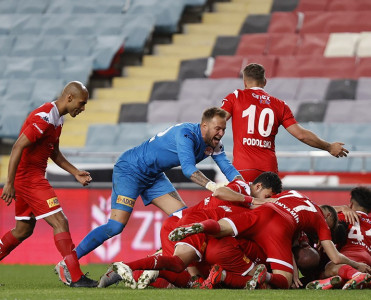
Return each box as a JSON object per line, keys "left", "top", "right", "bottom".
{"left": 220, "top": 63, "right": 349, "bottom": 182}
{"left": 170, "top": 190, "right": 371, "bottom": 289}
{"left": 0, "top": 81, "right": 97, "bottom": 287}
{"left": 307, "top": 186, "right": 371, "bottom": 290}
{"left": 98, "top": 172, "right": 282, "bottom": 289}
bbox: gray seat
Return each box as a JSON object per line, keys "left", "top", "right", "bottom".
{"left": 11, "top": 35, "right": 43, "bottom": 56}
{"left": 85, "top": 124, "right": 121, "bottom": 152}
{"left": 3, "top": 57, "right": 34, "bottom": 79}
{"left": 32, "top": 57, "right": 63, "bottom": 79}
{"left": 178, "top": 78, "right": 215, "bottom": 101}
{"left": 209, "top": 78, "right": 242, "bottom": 106}
{"left": 118, "top": 103, "right": 148, "bottom": 122}
{"left": 324, "top": 100, "right": 371, "bottom": 123}
{"left": 65, "top": 36, "right": 95, "bottom": 57}
{"left": 0, "top": 36, "right": 15, "bottom": 56}
{"left": 295, "top": 102, "right": 327, "bottom": 122}
{"left": 147, "top": 100, "right": 180, "bottom": 123}
{"left": 61, "top": 56, "right": 93, "bottom": 84}
{"left": 150, "top": 81, "right": 180, "bottom": 101}
{"left": 15, "top": 0, "right": 50, "bottom": 14}
{"left": 265, "top": 78, "right": 301, "bottom": 101}
{"left": 92, "top": 35, "right": 124, "bottom": 69}
{"left": 30, "top": 79, "right": 64, "bottom": 108}
{"left": 239, "top": 14, "right": 272, "bottom": 34}
{"left": 11, "top": 14, "right": 46, "bottom": 35}
{"left": 0, "top": 110, "right": 28, "bottom": 139}
{"left": 325, "top": 79, "right": 357, "bottom": 100}
{"left": 0, "top": 0, "right": 19, "bottom": 14}
{"left": 211, "top": 36, "right": 240, "bottom": 57}
{"left": 355, "top": 77, "right": 371, "bottom": 100}
{"left": 3, "top": 79, "right": 35, "bottom": 101}
{"left": 178, "top": 98, "right": 211, "bottom": 123}
{"left": 178, "top": 58, "right": 209, "bottom": 81}
{"left": 296, "top": 78, "right": 330, "bottom": 101}
{"left": 271, "top": 0, "right": 300, "bottom": 12}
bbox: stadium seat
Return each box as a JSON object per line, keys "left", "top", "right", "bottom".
{"left": 324, "top": 100, "right": 371, "bottom": 123}
{"left": 10, "top": 14, "right": 45, "bottom": 35}
{"left": 267, "top": 12, "right": 299, "bottom": 33}
{"left": 0, "top": 0, "right": 18, "bottom": 14}
{"left": 267, "top": 33, "right": 299, "bottom": 55}
{"left": 355, "top": 77, "right": 371, "bottom": 100}
{"left": 209, "top": 78, "right": 242, "bottom": 106}
{"left": 85, "top": 124, "right": 121, "bottom": 149}
{"left": 327, "top": 0, "right": 371, "bottom": 11}
{"left": 325, "top": 12, "right": 371, "bottom": 33}
{"left": 178, "top": 98, "right": 212, "bottom": 123}
{"left": 118, "top": 103, "right": 148, "bottom": 122}
{"left": 15, "top": 0, "right": 50, "bottom": 14}
{"left": 211, "top": 36, "right": 240, "bottom": 57}
{"left": 149, "top": 81, "right": 180, "bottom": 101}
{"left": 147, "top": 100, "right": 180, "bottom": 123}
{"left": 178, "top": 58, "right": 209, "bottom": 81}
{"left": 0, "top": 110, "right": 28, "bottom": 139}
{"left": 356, "top": 32, "right": 371, "bottom": 57}
{"left": 324, "top": 79, "right": 357, "bottom": 100}
{"left": 236, "top": 33, "right": 269, "bottom": 56}
{"left": 355, "top": 58, "right": 371, "bottom": 77}
{"left": 209, "top": 56, "right": 243, "bottom": 79}
{"left": 294, "top": 0, "right": 329, "bottom": 12}
{"left": 178, "top": 78, "right": 216, "bottom": 101}
{"left": 92, "top": 35, "right": 124, "bottom": 69}
{"left": 30, "top": 79, "right": 64, "bottom": 108}
{"left": 0, "top": 14, "right": 30, "bottom": 35}
{"left": 3, "top": 57, "right": 34, "bottom": 79}
{"left": 61, "top": 56, "right": 93, "bottom": 85}
{"left": 0, "top": 36, "right": 15, "bottom": 56}
{"left": 295, "top": 101, "right": 327, "bottom": 122}
{"left": 32, "top": 57, "right": 63, "bottom": 79}
{"left": 239, "top": 14, "right": 271, "bottom": 34}
{"left": 271, "top": 0, "right": 300, "bottom": 12}
{"left": 324, "top": 33, "right": 359, "bottom": 57}
{"left": 300, "top": 12, "right": 329, "bottom": 34}
{"left": 265, "top": 78, "right": 301, "bottom": 100}
{"left": 295, "top": 77, "right": 330, "bottom": 101}
{"left": 295, "top": 33, "right": 329, "bottom": 56}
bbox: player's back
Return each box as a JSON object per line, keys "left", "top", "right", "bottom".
{"left": 339, "top": 211, "right": 371, "bottom": 255}
{"left": 221, "top": 87, "right": 296, "bottom": 173}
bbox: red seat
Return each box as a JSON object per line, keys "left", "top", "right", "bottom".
{"left": 240, "top": 55, "right": 277, "bottom": 78}
{"left": 268, "top": 12, "right": 299, "bottom": 34}
{"left": 300, "top": 12, "right": 329, "bottom": 33}
{"left": 327, "top": 0, "right": 371, "bottom": 11}
{"left": 235, "top": 33, "right": 269, "bottom": 56}
{"left": 325, "top": 12, "right": 371, "bottom": 33}
{"left": 276, "top": 56, "right": 356, "bottom": 78}
{"left": 267, "top": 33, "right": 299, "bottom": 56}
{"left": 209, "top": 56, "right": 244, "bottom": 78}
{"left": 295, "top": 0, "right": 329, "bottom": 12}
{"left": 295, "top": 33, "right": 329, "bottom": 55}
{"left": 355, "top": 58, "right": 371, "bottom": 77}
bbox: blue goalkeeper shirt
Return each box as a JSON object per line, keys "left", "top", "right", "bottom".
{"left": 117, "top": 123, "right": 239, "bottom": 181}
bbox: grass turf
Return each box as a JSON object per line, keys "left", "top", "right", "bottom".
{"left": 0, "top": 264, "right": 370, "bottom": 300}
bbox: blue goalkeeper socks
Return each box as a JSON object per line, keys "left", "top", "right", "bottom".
{"left": 75, "top": 219, "right": 125, "bottom": 259}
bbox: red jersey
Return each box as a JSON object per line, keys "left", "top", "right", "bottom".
{"left": 221, "top": 87, "right": 297, "bottom": 173}
{"left": 16, "top": 102, "right": 63, "bottom": 181}
{"left": 268, "top": 190, "right": 332, "bottom": 241}
{"left": 338, "top": 211, "right": 371, "bottom": 257}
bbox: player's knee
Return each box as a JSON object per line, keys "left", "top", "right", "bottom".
{"left": 105, "top": 219, "right": 125, "bottom": 237}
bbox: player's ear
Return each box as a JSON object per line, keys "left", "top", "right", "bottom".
{"left": 68, "top": 94, "right": 73, "bottom": 102}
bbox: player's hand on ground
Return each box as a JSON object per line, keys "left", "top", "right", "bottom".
{"left": 75, "top": 170, "right": 92, "bottom": 186}
{"left": 329, "top": 142, "right": 349, "bottom": 158}
{"left": 341, "top": 206, "right": 359, "bottom": 225}
{"left": 1, "top": 183, "right": 16, "bottom": 206}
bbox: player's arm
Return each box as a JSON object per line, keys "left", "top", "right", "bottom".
{"left": 51, "top": 143, "right": 92, "bottom": 186}
{"left": 0, "top": 133, "right": 32, "bottom": 205}
{"left": 321, "top": 240, "right": 371, "bottom": 273}
{"left": 286, "top": 123, "right": 349, "bottom": 158}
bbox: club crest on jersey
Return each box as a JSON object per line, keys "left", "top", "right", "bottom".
{"left": 46, "top": 197, "right": 59, "bottom": 208}
{"left": 116, "top": 195, "right": 135, "bottom": 208}
{"left": 204, "top": 146, "right": 214, "bottom": 156}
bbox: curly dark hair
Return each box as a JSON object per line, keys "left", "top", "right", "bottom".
{"left": 350, "top": 186, "right": 371, "bottom": 213}
{"left": 252, "top": 171, "right": 282, "bottom": 194}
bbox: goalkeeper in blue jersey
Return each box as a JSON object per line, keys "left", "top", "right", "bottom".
{"left": 55, "top": 107, "right": 243, "bottom": 285}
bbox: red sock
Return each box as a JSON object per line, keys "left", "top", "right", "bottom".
{"left": 0, "top": 231, "right": 21, "bottom": 261}
{"left": 54, "top": 232, "right": 83, "bottom": 282}
{"left": 199, "top": 219, "right": 221, "bottom": 235}
{"left": 159, "top": 270, "right": 191, "bottom": 287}
{"left": 338, "top": 265, "right": 358, "bottom": 280}
{"left": 127, "top": 255, "right": 186, "bottom": 273}
{"left": 223, "top": 272, "right": 252, "bottom": 289}
{"left": 268, "top": 273, "right": 289, "bottom": 289}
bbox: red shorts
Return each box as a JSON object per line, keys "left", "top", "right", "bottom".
{"left": 160, "top": 216, "right": 179, "bottom": 256}
{"left": 205, "top": 237, "right": 260, "bottom": 275}
{"left": 14, "top": 177, "right": 62, "bottom": 220}
{"left": 224, "top": 206, "right": 295, "bottom": 273}
{"left": 341, "top": 247, "right": 371, "bottom": 265}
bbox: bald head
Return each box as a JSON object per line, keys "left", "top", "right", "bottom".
{"left": 62, "top": 81, "right": 89, "bottom": 100}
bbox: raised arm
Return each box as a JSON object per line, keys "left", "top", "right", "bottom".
{"left": 286, "top": 123, "right": 349, "bottom": 158}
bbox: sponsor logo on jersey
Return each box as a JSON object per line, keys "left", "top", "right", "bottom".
{"left": 204, "top": 146, "right": 214, "bottom": 156}
{"left": 116, "top": 195, "right": 136, "bottom": 208}
{"left": 252, "top": 93, "right": 271, "bottom": 104}
{"left": 243, "top": 138, "right": 272, "bottom": 148}
{"left": 46, "top": 197, "right": 59, "bottom": 208}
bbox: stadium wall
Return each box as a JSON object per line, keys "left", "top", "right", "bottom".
{"left": 0, "top": 187, "right": 360, "bottom": 265}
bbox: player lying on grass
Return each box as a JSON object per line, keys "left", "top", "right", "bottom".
{"left": 98, "top": 172, "right": 282, "bottom": 289}
{"left": 169, "top": 190, "right": 371, "bottom": 289}
{"left": 306, "top": 186, "right": 371, "bottom": 290}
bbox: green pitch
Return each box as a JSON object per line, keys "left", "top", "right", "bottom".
{"left": 0, "top": 264, "right": 370, "bottom": 300}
